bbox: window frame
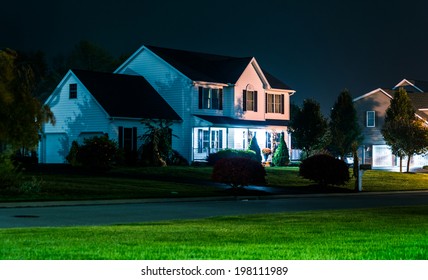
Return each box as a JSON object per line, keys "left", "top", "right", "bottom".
{"left": 266, "top": 93, "right": 284, "bottom": 114}
{"left": 69, "top": 83, "right": 77, "bottom": 99}
{"left": 198, "top": 87, "right": 223, "bottom": 110}
{"left": 366, "top": 111, "right": 376, "bottom": 127}
{"left": 243, "top": 90, "right": 258, "bottom": 112}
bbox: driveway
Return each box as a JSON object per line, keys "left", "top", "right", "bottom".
{"left": 1, "top": 191, "right": 428, "bottom": 228}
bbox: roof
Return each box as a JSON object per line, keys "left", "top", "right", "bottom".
{"left": 194, "top": 115, "right": 289, "bottom": 128}
{"left": 146, "top": 45, "right": 293, "bottom": 90}
{"left": 394, "top": 79, "right": 428, "bottom": 92}
{"left": 72, "top": 69, "right": 181, "bottom": 120}
{"left": 408, "top": 93, "right": 428, "bottom": 110}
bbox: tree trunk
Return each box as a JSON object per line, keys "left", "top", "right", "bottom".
{"left": 399, "top": 155, "right": 403, "bottom": 173}
{"left": 407, "top": 155, "right": 412, "bottom": 173}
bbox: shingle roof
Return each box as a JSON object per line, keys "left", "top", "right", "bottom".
{"left": 146, "top": 45, "right": 293, "bottom": 90}
{"left": 408, "top": 93, "right": 428, "bottom": 110}
{"left": 72, "top": 69, "right": 181, "bottom": 120}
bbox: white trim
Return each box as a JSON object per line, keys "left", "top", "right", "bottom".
{"left": 193, "top": 81, "right": 229, "bottom": 87}
{"left": 353, "top": 88, "right": 393, "bottom": 102}
{"left": 366, "top": 111, "right": 376, "bottom": 127}
{"left": 394, "top": 79, "right": 424, "bottom": 92}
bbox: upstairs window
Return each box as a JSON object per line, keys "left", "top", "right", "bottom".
{"left": 366, "top": 111, "right": 375, "bottom": 127}
{"left": 266, "top": 93, "right": 284, "bottom": 114}
{"left": 198, "top": 87, "right": 223, "bottom": 110}
{"left": 69, "top": 83, "right": 77, "bottom": 99}
{"left": 243, "top": 90, "right": 258, "bottom": 112}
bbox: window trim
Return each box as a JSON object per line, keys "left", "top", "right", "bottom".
{"left": 266, "top": 93, "right": 284, "bottom": 114}
{"left": 243, "top": 90, "right": 258, "bottom": 112}
{"left": 198, "top": 87, "right": 223, "bottom": 110}
{"left": 69, "top": 83, "right": 77, "bottom": 99}
{"left": 366, "top": 111, "right": 375, "bottom": 127}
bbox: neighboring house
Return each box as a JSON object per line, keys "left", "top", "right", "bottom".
{"left": 39, "top": 69, "right": 181, "bottom": 163}
{"left": 353, "top": 79, "right": 428, "bottom": 169}
{"left": 41, "top": 45, "right": 295, "bottom": 163}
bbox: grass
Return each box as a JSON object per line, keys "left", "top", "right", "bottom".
{"left": 1, "top": 205, "right": 427, "bottom": 260}
{"left": 1, "top": 166, "right": 427, "bottom": 202}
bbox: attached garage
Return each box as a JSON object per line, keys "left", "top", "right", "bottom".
{"left": 42, "top": 133, "right": 69, "bottom": 164}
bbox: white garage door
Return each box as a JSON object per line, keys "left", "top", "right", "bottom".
{"left": 372, "top": 145, "right": 393, "bottom": 167}
{"left": 45, "top": 133, "right": 68, "bottom": 163}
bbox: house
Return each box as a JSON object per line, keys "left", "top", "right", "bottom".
{"left": 353, "top": 79, "right": 428, "bottom": 169}
{"left": 40, "top": 45, "right": 295, "bottom": 164}
{"left": 39, "top": 69, "right": 181, "bottom": 163}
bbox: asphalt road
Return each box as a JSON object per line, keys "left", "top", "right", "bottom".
{"left": 1, "top": 191, "right": 428, "bottom": 228}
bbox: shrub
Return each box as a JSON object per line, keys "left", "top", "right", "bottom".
{"left": 207, "top": 149, "right": 258, "bottom": 165}
{"left": 299, "top": 154, "right": 350, "bottom": 187}
{"left": 0, "top": 151, "right": 22, "bottom": 191}
{"left": 212, "top": 157, "right": 266, "bottom": 188}
{"left": 66, "top": 135, "right": 119, "bottom": 171}
{"left": 272, "top": 133, "right": 290, "bottom": 166}
{"left": 248, "top": 135, "right": 262, "bottom": 162}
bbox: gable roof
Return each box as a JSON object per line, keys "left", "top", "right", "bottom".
{"left": 72, "top": 69, "right": 181, "bottom": 120}
{"left": 394, "top": 79, "right": 428, "bottom": 93}
{"left": 353, "top": 88, "right": 394, "bottom": 102}
{"left": 145, "top": 45, "right": 293, "bottom": 90}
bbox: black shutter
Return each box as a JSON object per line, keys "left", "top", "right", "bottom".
{"left": 219, "top": 88, "right": 223, "bottom": 110}
{"left": 243, "top": 90, "right": 247, "bottom": 111}
{"left": 281, "top": 94, "right": 285, "bottom": 114}
{"left": 118, "top": 126, "right": 123, "bottom": 149}
{"left": 198, "top": 87, "right": 203, "bottom": 109}
{"left": 132, "top": 127, "right": 137, "bottom": 151}
{"left": 265, "top": 93, "right": 268, "bottom": 113}
{"left": 254, "top": 91, "right": 258, "bottom": 112}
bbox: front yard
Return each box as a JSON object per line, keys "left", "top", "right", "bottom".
{"left": 2, "top": 165, "right": 428, "bottom": 202}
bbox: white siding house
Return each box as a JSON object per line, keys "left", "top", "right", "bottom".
{"left": 41, "top": 45, "right": 294, "bottom": 164}
{"left": 40, "top": 69, "right": 181, "bottom": 163}
{"left": 115, "top": 45, "right": 295, "bottom": 162}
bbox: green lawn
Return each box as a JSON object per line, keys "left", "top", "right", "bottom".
{"left": 1, "top": 205, "right": 427, "bottom": 260}
{"left": 1, "top": 166, "right": 427, "bottom": 202}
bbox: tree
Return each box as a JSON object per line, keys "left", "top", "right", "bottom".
{"left": 289, "top": 99, "right": 328, "bottom": 158}
{"left": 272, "top": 132, "right": 290, "bottom": 166}
{"left": 248, "top": 132, "right": 262, "bottom": 162}
{"left": 0, "top": 48, "right": 55, "bottom": 151}
{"left": 382, "top": 88, "right": 428, "bottom": 172}
{"left": 329, "top": 89, "right": 362, "bottom": 160}
{"left": 140, "top": 119, "right": 175, "bottom": 166}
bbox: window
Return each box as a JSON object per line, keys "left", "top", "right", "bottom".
{"left": 266, "top": 93, "right": 284, "bottom": 114}
{"left": 69, "top": 84, "right": 77, "bottom": 99}
{"left": 243, "top": 90, "right": 258, "bottom": 111}
{"left": 198, "top": 87, "right": 223, "bottom": 110}
{"left": 366, "top": 111, "right": 375, "bottom": 127}
{"left": 118, "top": 126, "right": 137, "bottom": 152}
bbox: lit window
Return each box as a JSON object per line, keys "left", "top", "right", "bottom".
{"left": 366, "top": 111, "right": 375, "bottom": 127}
{"left": 244, "top": 90, "right": 257, "bottom": 111}
{"left": 69, "top": 84, "right": 77, "bottom": 99}
{"left": 266, "top": 93, "right": 284, "bottom": 114}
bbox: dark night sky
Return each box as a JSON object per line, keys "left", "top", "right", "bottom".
{"left": 3, "top": 0, "right": 428, "bottom": 115}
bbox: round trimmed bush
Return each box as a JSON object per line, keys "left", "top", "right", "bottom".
{"left": 212, "top": 157, "right": 266, "bottom": 188}
{"left": 206, "top": 149, "right": 259, "bottom": 165}
{"left": 299, "top": 154, "right": 350, "bottom": 186}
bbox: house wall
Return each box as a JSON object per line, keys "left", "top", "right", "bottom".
{"left": 42, "top": 73, "right": 150, "bottom": 163}
{"left": 116, "top": 48, "right": 193, "bottom": 161}
{"left": 354, "top": 90, "right": 391, "bottom": 146}
{"left": 42, "top": 74, "right": 111, "bottom": 163}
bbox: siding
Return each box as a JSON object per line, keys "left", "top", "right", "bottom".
{"left": 116, "top": 48, "right": 193, "bottom": 161}
{"left": 354, "top": 90, "right": 391, "bottom": 145}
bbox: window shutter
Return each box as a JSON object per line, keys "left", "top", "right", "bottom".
{"left": 219, "top": 88, "right": 223, "bottom": 110}
{"left": 281, "top": 94, "right": 285, "bottom": 114}
{"left": 198, "top": 87, "right": 203, "bottom": 109}
{"left": 265, "top": 92, "right": 268, "bottom": 113}
{"left": 254, "top": 91, "right": 258, "bottom": 112}
{"left": 243, "top": 90, "right": 247, "bottom": 111}
{"left": 132, "top": 127, "right": 137, "bottom": 151}
{"left": 118, "top": 126, "right": 123, "bottom": 149}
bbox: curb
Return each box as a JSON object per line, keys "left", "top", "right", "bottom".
{"left": 2, "top": 190, "right": 428, "bottom": 208}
